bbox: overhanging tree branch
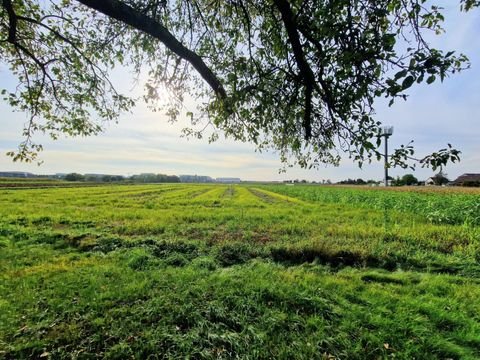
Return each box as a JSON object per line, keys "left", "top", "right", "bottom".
{"left": 0, "top": 0, "right": 472, "bottom": 169}
{"left": 2, "top": 0, "right": 17, "bottom": 43}
{"left": 273, "top": 0, "right": 316, "bottom": 140}
{"left": 75, "top": 0, "right": 227, "bottom": 99}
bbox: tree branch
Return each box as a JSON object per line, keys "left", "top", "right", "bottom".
{"left": 273, "top": 0, "right": 315, "bottom": 140}
{"left": 2, "top": 0, "right": 17, "bottom": 43}
{"left": 75, "top": 0, "right": 227, "bottom": 99}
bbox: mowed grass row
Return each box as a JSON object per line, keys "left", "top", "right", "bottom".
{"left": 0, "top": 184, "right": 479, "bottom": 359}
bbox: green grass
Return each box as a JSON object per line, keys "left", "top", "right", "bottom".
{"left": 0, "top": 184, "right": 479, "bottom": 359}
{"left": 260, "top": 184, "right": 480, "bottom": 226}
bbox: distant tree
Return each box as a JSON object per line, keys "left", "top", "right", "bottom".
{"left": 101, "top": 175, "right": 124, "bottom": 182}
{"left": 338, "top": 178, "right": 366, "bottom": 185}
{"left": 84, "top": 175, "right": 99, "bottom": 182}
{"left": 65, "top": 173, "right": 85, "bottom": 181}
{"left": 401, "top": 174, "right": 418, "bottom": 185}
{"left": 391, "top": 176, "right": 402, "bottom": 186}
{"left": 432, "top": 171, "right": 449, "bottom": 185}
{"left": 131, "top": 173, "right": 179, "bottom": 183}
{"left": 166, "top": 175, "right": 180, "bottom": 183}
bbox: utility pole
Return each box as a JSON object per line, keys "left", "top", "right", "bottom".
{"left": 381, "top": 126, "right": 394, "bottom": 186}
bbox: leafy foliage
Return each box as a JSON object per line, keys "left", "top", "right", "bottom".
{"left": 64, "top": 172, "right": 85, "bottom": 181}
{"left": 400, "top": 173, "right": 418, "bottom": 186}
{"left": 0, "top": 0, "right": 476, "bottom": 168}
{"left": 0, "top": 0, "right": 135, "bottom": 162}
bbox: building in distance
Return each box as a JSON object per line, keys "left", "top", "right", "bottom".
{"left": 179, "top": 175, "right": 215, "bottom": 183}
{"left": 0, "top": 171, "right": 35, "bottom": 178}
{"left": 216, "top": 177, "right": 241, "bottom": 183}
{"left": 452, "top": 173, "right": 480, "bottom": 187}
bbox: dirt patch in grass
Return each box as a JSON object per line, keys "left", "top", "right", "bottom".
{"left": 247, "top": 188, "right": 280, "bottom": 204}
{"left": 221, "top": 186, "right": 236, "bottom": 198}
{"left": 208, "top": 228, "right": 245, "bottom": 244}
{"left": 187, "top": 188, "right": 213, "bottom": 199}
{"left": 208, "top": 227, "right": 275, "bottom": 245}
{"left": 124, "top": 188, "right": 177, "bottom": 198}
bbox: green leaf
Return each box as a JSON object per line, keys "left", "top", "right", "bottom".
{"left": 402, "top": 76, "right": 415, "bottom": 90}
{"left": 394, "top": 69, "right": 408, "bottom": 80}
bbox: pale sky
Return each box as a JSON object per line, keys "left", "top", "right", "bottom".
{"left": 0, "top": 3, "right": 478, "bottom": 182}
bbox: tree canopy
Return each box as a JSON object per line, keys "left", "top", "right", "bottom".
{"left": 1, "top": 0, "right": 475, "bottom": 168}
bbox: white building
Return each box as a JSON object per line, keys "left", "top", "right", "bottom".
{"left": 216, "top": 177, "right": 241, "bottom": 183}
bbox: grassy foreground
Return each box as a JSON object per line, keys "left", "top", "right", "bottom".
{"left": 0, "top": 183, "right": 479, "bottom": 359}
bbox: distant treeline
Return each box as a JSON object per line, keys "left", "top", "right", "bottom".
{"left": 130, "top": 174, "right": 180, "bottom": 183}
{"left": 336, "top": 178, "right": 379, "bottom": 185}
{"left": 63, "top": 173, "right": 180, "bottom": 183}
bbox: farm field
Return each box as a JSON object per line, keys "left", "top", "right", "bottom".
{"left": 0, "top": 183, "right": 479, "bottom": 359}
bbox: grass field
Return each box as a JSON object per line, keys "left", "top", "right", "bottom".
{"left": 1, "top": 183, "right": 479, "bottom": 359}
